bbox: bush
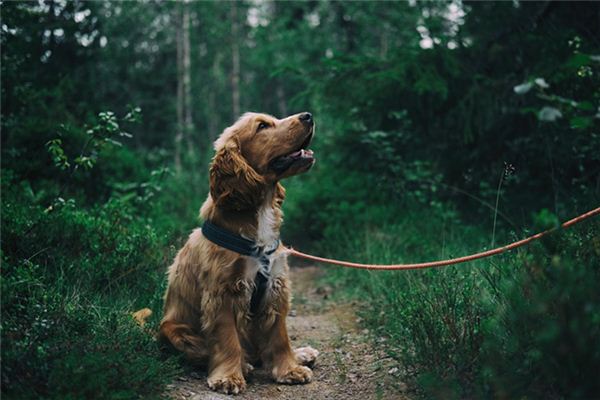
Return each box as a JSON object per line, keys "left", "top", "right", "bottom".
{"left": 1, "top": 170, "right": 183, "bottom": 399}
{"left": 478, "top": 222, "right": 600, "bottom": 399}
{"left": 0, "top": 100, "right": 214, "bottom": 398}
{"left": 300, "top": 196, "right": 600, "bottom": 399}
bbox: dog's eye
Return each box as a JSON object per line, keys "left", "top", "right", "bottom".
{"left": 257, "top": 122, "right": 270, "bottom": 132}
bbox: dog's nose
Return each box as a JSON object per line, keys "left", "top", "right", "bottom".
{"left": 299, "top": 112, "right": 313, "bottom": 125}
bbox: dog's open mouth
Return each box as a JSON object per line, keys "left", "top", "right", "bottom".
{"left": 285, "top": 132, "right": 314, "bottom": 161}
{"left": 269, "top": 132, "right": 315, "bottom": 173}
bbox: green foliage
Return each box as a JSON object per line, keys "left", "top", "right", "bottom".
{"left": 2, "top": 1, "right": 599, "bottom": 398}
{"left": 314, "top": 203, "right": 600, "bottom": 399}
{"left": 46, "top": 139, "right": 71, "bottom": 170}
{"left": 1, "top": 160, "right": 187, "bottom": 398}
{"left": 1, "top": 108, "right": 198, "bottom": 398}
{"left": 478, "top": 223, "right": 600, "bottom": 399}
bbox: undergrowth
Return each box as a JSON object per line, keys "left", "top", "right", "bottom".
{"left": 1, "top": 111, "right": 205, "bottom": 399}
{"left": 292, "top": 200, "right": 600, "bottom": 399}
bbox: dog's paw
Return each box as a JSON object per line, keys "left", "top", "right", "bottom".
{"left": 207, "top": 373, "right": 246, "bottom": 395}
{"left": 274, "top": 364, "right": 313, "bottom": 384}
{"left": 294, "top": 346, "right": 319, "bottom": 367}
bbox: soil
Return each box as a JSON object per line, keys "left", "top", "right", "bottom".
{"left": 167, "top": 265, "right": 412, "bottom": 400}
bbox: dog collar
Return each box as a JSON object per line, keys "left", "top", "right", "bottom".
{"left": 201, "top": 220, "right": 279, "bottom": 258}
{"left": 202, "top": 220, "right": 279, "bottom": 314}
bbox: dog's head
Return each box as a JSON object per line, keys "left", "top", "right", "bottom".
{"left": 209, "top": 112, "right": 315, "bottom": 210}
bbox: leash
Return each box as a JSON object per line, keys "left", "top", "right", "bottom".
{"left": 285, "top": 206, "right": 600, "bottom": 271}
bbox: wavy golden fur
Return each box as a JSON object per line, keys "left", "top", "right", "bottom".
{"left": 159, "top": 112, "right": 318, "bottom": 394}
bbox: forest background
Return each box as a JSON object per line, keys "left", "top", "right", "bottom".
{"left": 2, "top": 1, "right": 599, "bottom": 399}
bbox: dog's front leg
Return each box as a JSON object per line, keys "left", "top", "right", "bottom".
{"left": 205, "top": 295, "right": 246, "bottom": 395}
{"left": 260, "top": 277, "right": 313, "bottom": 384}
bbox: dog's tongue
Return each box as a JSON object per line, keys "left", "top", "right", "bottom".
{"left": 289, "top": 149, "right": 314, "bottom": 158}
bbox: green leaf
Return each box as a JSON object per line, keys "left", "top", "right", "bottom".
{"left": 104, "top": 138, "right": 123, "bottom": 147}
{"left": 576, "top": 101, "right": 594, "bottom": 111}
{"left": 519, "top": 106, "right": 539, "bottom": 116}
{"left": 565, "top": 53, "right": 591, "bottom": 69}
{"left": 570, "top": 116, "right": 593, "bottom": 130}
{"left": 532, "top": 208, "right": 559, "bottom": 230}
{"left": 74, "top": 156, "right": 95, "bottom": 170}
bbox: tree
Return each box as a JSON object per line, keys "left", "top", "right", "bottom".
{"left": 231, "top": 1, "right": 241, "bottom": 120}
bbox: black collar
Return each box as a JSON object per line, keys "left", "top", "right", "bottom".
{"left": 202, "top": 219, "right": 279, "bottom": 314}
{"left": 201, "top": 219, "right": 279, "bottom": 258}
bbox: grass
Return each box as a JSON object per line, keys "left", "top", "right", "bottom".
{"left": 1, "top": 170, "right": 195, "bottom": 399}
{"left": 306, "top": 203, "right": 600, "bottom": 399}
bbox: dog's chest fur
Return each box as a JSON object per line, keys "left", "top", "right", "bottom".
{"left": 255, "top": 202, "right": 278, "bottom": 247}
{"left": 243, "top": 201, "right": 285, "bottom": 280}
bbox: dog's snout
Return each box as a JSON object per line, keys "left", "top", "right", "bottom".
{"left": 299, "top": 112, "right": 313, "bottom": 125}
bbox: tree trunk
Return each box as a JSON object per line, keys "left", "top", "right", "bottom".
{"left": 175, "top": 4, "right": 184, "bottom": 172}
{"left": 182, "top": 2, "right": 194, "bottom": 160}
{"left": 208, "top": 52, "right": 223, "bottom": 141}
{"left": 276, "top": 82, "right": 287, "bottom": 117}
{"left": 231, "top": 2, "right": 241, "bottom": 120}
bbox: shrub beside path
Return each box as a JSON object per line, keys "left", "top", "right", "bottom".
{"left": 167, "top": 266, "right": 412, "bottom": 400}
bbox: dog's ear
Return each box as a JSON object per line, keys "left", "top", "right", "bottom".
{"left": 209, "top": 139, "right": 265, "bottom": 210}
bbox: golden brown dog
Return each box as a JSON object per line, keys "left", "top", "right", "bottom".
{"left": 160, "top": 112, "right": 318, "bottom": 394}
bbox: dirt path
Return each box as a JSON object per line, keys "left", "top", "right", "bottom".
{"left": 167, "top": 266, "right": 411, "bottom": 400}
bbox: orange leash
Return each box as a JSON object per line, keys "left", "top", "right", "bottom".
{"left": 286, "top": 206, "right": 600, "bottom": 271}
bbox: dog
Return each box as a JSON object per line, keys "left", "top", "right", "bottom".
{"left": 159, "top": 112, "right": 319, "bottom": 394}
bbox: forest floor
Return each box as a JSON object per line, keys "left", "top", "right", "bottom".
{"left": 167, "top": 265, "right": 412, "bottom": 400}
